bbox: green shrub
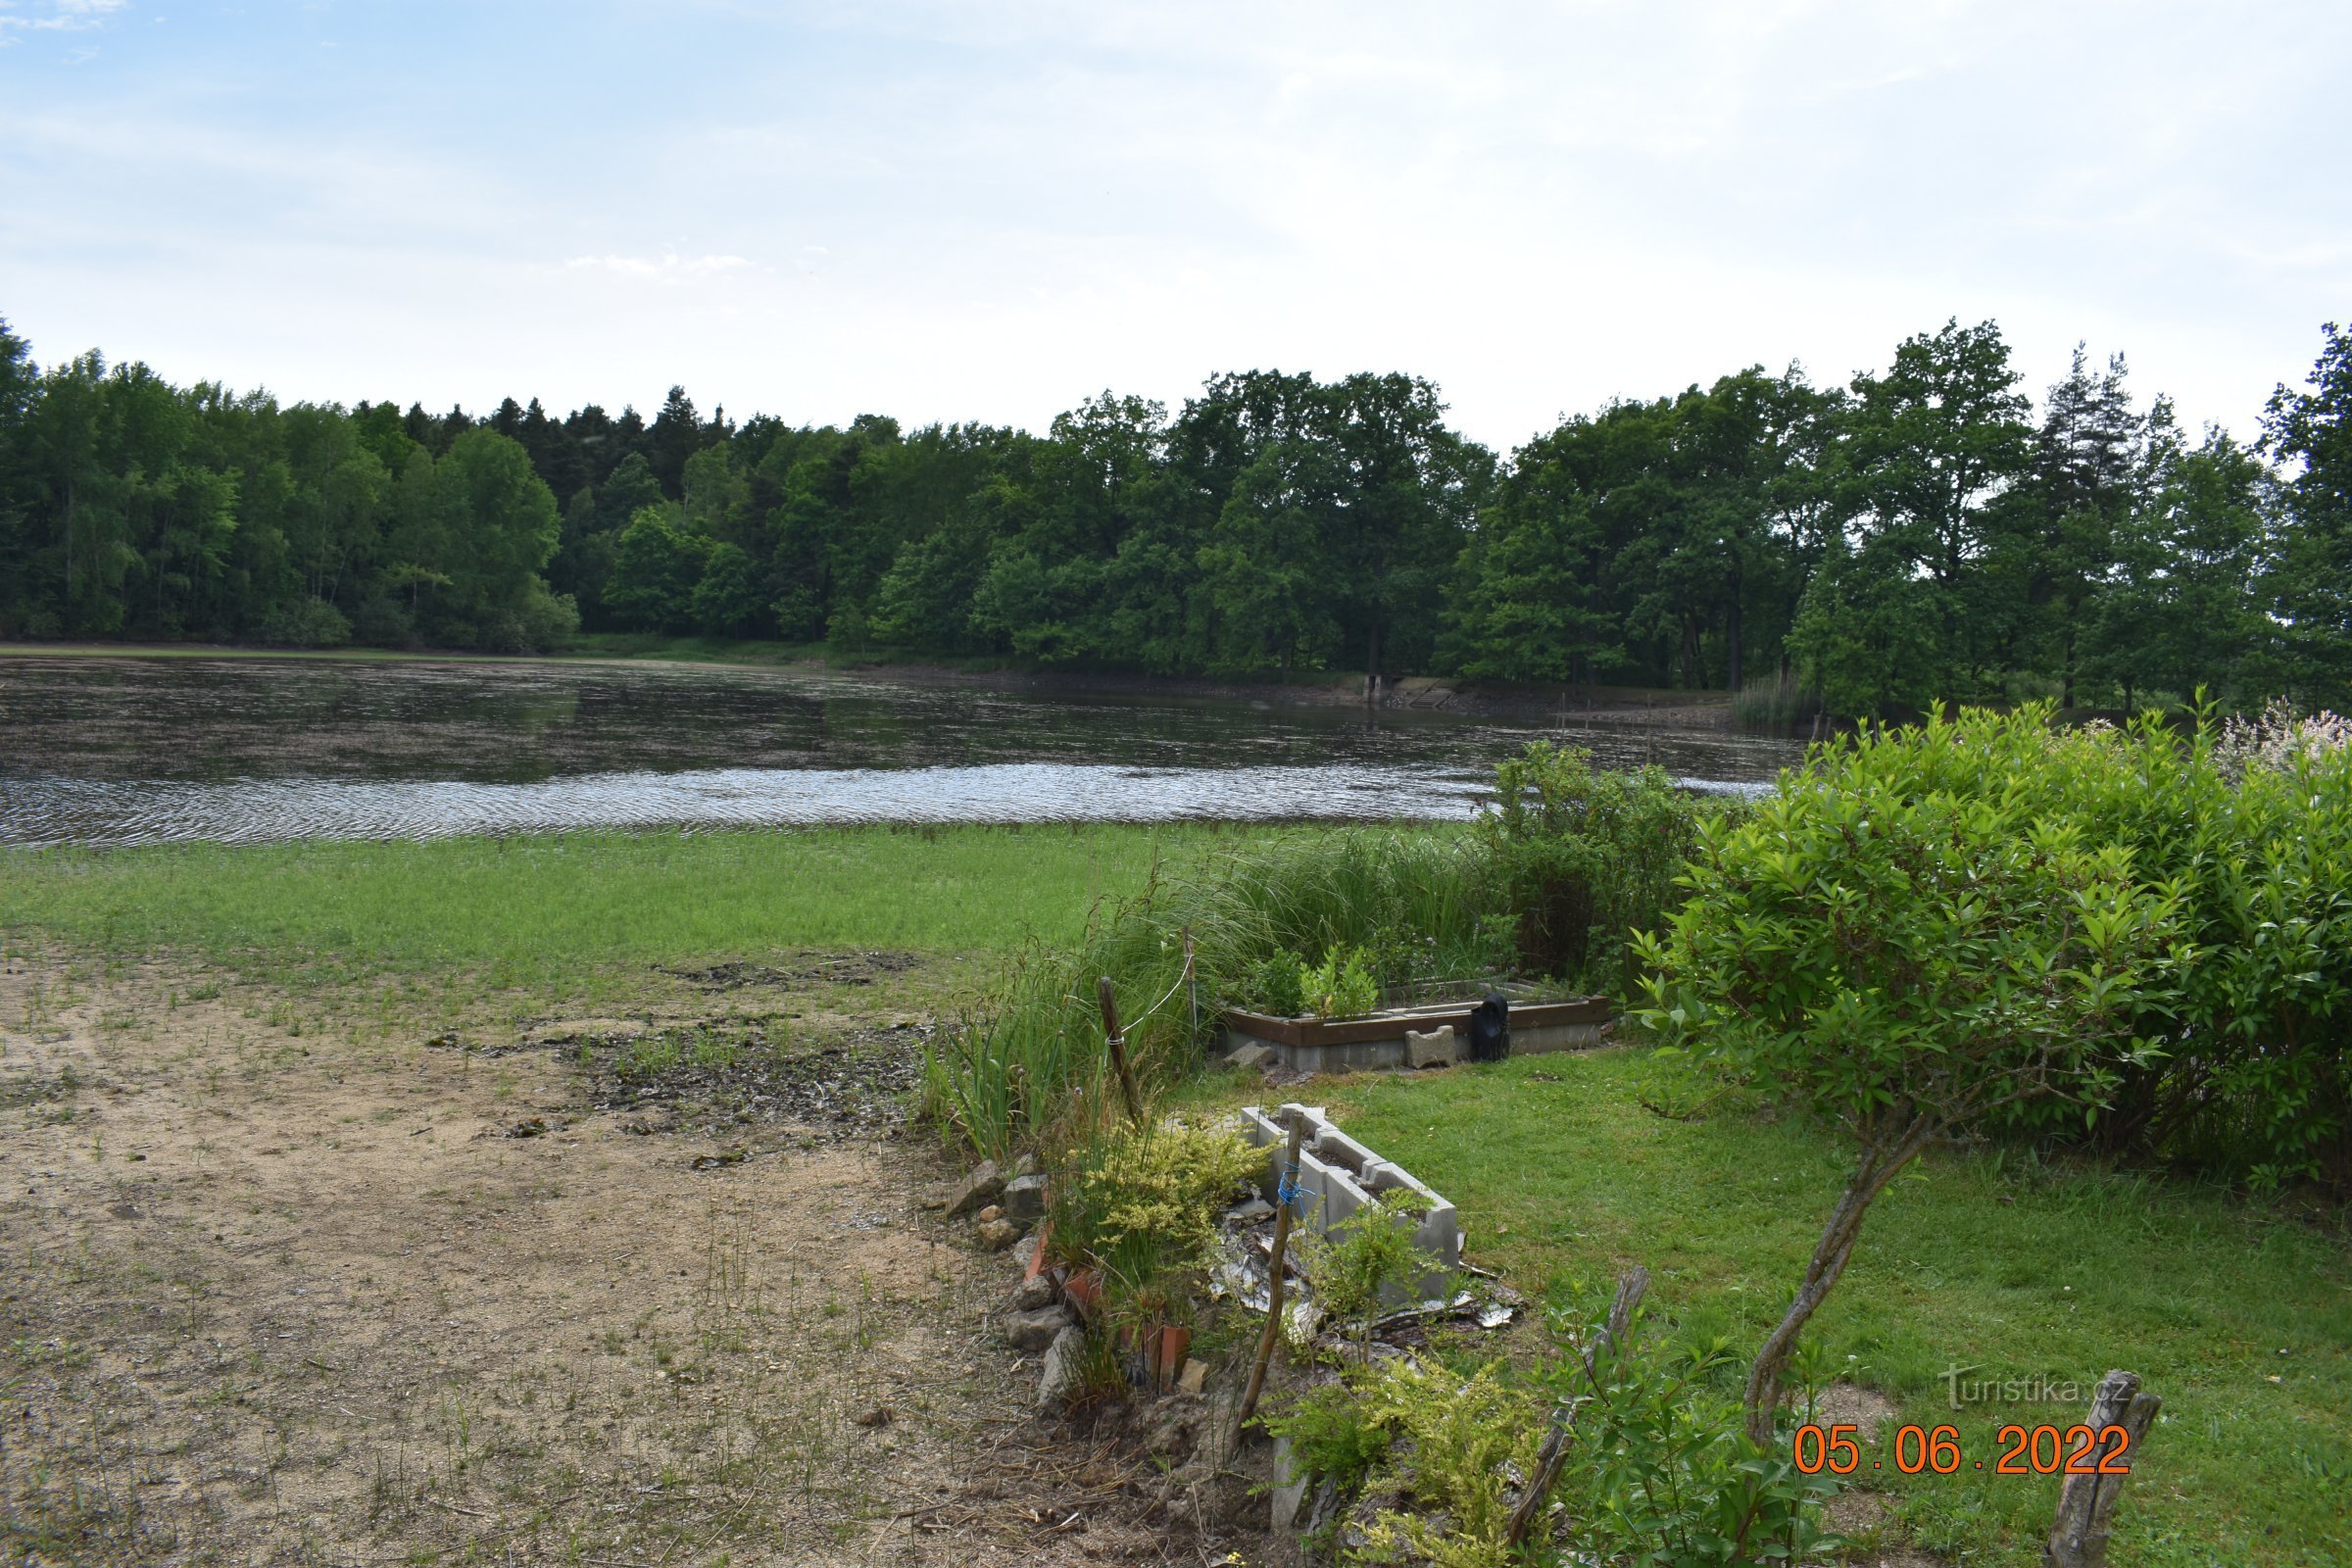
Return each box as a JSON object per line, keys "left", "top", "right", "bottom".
{"left": 1474, "top": 742, "right": 1724, "bottom": 996}
{"left": 1345, "top": 1357, "right": 1544, "bottom": 1568}
{"left": 1693, "top": 702, "right": 2352, "bottom": 1194}
{"left": 1245, "top": 952, "right": 1307, "bottom": 1015}
{"left": 1298, "top": 1194, "right": 1437, "bottom": 1325}
{"left": 1261, "top": 1375, "right": 1394, "bottom": 1496}
{"left": 1539, "top": 1283, "right": 1841, "bottom": 1567}
{"left": 1298, "top": 944, "right": 1381, "bottom": 1018}
{"left": 1638, "top": 706, "right": 2183, "bottom": 1437}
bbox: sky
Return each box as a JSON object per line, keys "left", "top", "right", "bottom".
{"left": 2, "top": 0, "right": 2346, "bottom": 453}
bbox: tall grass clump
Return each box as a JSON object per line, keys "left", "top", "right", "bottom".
{"left": 1729, "top": 668, "right": 1819, "bottom": 730}
{"left": 920, "top": 827, "right": 1501, "bottom": 1158}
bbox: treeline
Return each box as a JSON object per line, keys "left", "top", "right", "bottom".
{"left": 2, "top": 312, "right": 2346, "bottom": 716}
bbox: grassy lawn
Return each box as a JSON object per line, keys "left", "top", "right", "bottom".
{"left": 1285, "top": 1049, "right": 2352, "bottom": 1566}
{"left": 0, "top": 823, "right": 1242, "bottom": 998}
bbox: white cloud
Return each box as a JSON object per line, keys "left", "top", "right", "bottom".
{"left": 563, "top": 253, "right": 761, "bottom": 284}
{"left": 0, "top": 0, "right": 129, "bottom": 42}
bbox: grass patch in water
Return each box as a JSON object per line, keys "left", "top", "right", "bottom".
{"left": 0, "top": 823, "right": 1273, "bottom": 994}
{"left": 1307, "top": 1048, "right": 2352, "bottom": 1567}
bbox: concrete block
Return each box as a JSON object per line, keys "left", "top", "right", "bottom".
{"left": 1239, "top": 1102, "right": 1462, "bottom": 1303}
{"left": 1404, "top": 1026, "right": 1457, "bottom": 1067}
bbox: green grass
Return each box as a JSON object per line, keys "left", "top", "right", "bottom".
{"left": 1304, "top": 1050, "right": 2351, "bottom": 1566}
{"left": 0, "top": 824, "right": 1250, "bottom": 996}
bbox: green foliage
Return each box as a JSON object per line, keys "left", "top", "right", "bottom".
{"left": 603, "top": 505, "right": 714, "bottom": 634}
{"left": 1266, "top": 1298, "right": 1837, "bottom": 1568}
{"left": 1475, "top": 742, "right": 1721, "bottom": 994}
{"left": 1538, "top": 1286, "right": 1841, "bottom": 1567}
{"left": 1298, "top": 943, "right": 1380, "bottom": 1019}
{"left": 1335, "top": 1357, "right": 1544, "bottom": 1568}
{"left": 921, "top": 827, "right": 1496, "bottom": 1156}
{"left": 1298, "top": 1194, "right": 1435, "bottom": 1323}
{"left": 1059, "top": 1118, "right": 1259, "bottom": 1281}
{"left": 9, "top": 313, "right": 2347, "bottom": 713}
{"left": 1244, "top": 952, "right": 1307, "bottom": 1016}
{"left": 1637, "top": 708, "right": 2181, "bottom": 1148}
{"left": 1261, "top": 1376, "right": 1394, "bottom": 1495}
{"left": 2259, "top": 320, "right": 2352, "bottom": 708}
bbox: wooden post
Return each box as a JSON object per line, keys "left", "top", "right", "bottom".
{"left": 1182, "top": 930, "right": 1199, "bottom": 1050}
{"left": 2044, "top": 1369, "right": 2160, "bottom": 1568}
{"left": 1506, "top": 1265, "right": 1647, "bottom": 1548}
{"left": 1097, "top": 975, "right": 1145, "bottom": 1130}
{"left": 1237, "top": 1108, "right": 1308, "bottom": 1431}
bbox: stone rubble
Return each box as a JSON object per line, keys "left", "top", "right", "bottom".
{"left": 942, "top": 1158, "right": 1004, "bottom": 1218}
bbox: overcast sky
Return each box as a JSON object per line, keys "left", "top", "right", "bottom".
{"left": 3, "top": 0, "right": 2345, "bottom": 452}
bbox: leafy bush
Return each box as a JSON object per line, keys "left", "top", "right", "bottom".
{"left": 1264, "top": 1289, "right": 1841, "bottom": 1568}
{"left": 1637, "top": 706, "right": 2183, "bottom": 1436}
{"left": 1244, "top": 952, "right": 1307, "bottom": 1015}
{"left": 1298, "top": 1194, "right": 1438, "bottom": 1325}
{"left": 1539, "top": 1283, "right": 1841, "bottom": 1567}
{"left": 1262, "top": 1374, "right": 1396, "bottom": 1497}
{"left": 1682, "top": 702, "right": 2352, "bottom": 1194}
{"left": 1474, "top": 742, "right": 1723, "bottom": 995}
{"left": 1068, "top": 1119, "right": 1260, "bottom": 1275}
{"left": 1343, "top": 1357, "right": 1544, "bottom": 1568}
{"left": 1298, "top": 944, "right": 1381, "bottom": 1018}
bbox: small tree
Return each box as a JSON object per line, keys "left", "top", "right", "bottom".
{"left": 1636, "top": 710, "right": 2181, "bottom": 1445}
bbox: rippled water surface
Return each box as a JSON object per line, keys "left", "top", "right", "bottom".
{"left": 0, "top": 656, "right": 1804, "bottom": 846}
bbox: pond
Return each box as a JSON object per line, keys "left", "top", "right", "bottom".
{"left": 0, "top": 655, "right": 1805, "bottom": 848}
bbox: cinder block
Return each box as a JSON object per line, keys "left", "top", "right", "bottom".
{"left": 1240, "top": 1102, "right": 1463, "bottom": 1304}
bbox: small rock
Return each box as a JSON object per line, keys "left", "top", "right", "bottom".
{"left": 976, "top": 1203, "right": 1003, "bottom": 1223}
{"left": 1009, "top": 1273, "right": 1056, "bottom": 1311}
{"left": 977, "top": 1217, "right": 1021, "bottom": 1251}
{"left": 1001, "top": 1303, "right": 1074, "bottom": 1351}
{"left": 1223, "top": 1198, "right": 1274, "bottom": 1224}
{"left": 1038, "top": 1324, "right": 1086, "bottom": 1407}
{"left": 1010, "top": 1232, "right": 1043, "bottom": 1275}
{"left": 1000, "top": 1172, "right": 1050, "bottom": 1222}
{"left": 1223, "top": 1042, "right": 1277, "bottom": 1070}
{"left": 943, "top": 1159, "right": 1004, "bottom": 1218}
{"left": 1176, "top": 1357, "right": 1208, "bottom": 1396}
{"left": 851, "top": 1404, "right": 893, "bottom": 1428}
{"left": 1011, "top": 1152, "right": 1041, "bottom": 1178}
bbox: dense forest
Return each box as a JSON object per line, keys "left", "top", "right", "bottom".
{"left": 1, "top": 311, "right": 2346, "bottom": 717}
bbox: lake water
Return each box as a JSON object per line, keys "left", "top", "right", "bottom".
{"left": 0, "top": 656, "right": 1804, "bottom": 848}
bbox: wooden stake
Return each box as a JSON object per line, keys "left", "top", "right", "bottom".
{"left": 1097, "top": 975, "right": 1145, "bottom": 1130}
{"left": 1506, "top": 1265, "right": 1647, "bottom": 1549}
{"left": 2044, "top": 1369, "right": 2160, "bottom": 1568}
{"left": 1237, "top": 1109, "right": 1307, "bottom": 1431}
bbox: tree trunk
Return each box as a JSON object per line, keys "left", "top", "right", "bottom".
{"left": 1744, "top": 1115, "right": 1939, "bottom": 1446}
{"left": 1727, "top": 599, "right": 1743, "bottom": 694}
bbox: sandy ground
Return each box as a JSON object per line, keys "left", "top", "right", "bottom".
{"left": 0, "top": 952, "right": 1248, "bottom": 1567}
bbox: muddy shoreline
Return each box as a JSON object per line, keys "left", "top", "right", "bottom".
{"left": 2, "top": 640, "right": 1746, "bottom": 731}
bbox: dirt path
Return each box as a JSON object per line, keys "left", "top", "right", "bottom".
{"left": 0, "top": 952, "right": 1171, "bottom": 1566}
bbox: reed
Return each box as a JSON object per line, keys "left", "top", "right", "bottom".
{"left": 919, "top": 825, "right": 1494, "bottom": 1158}
{"left": 1728, "top": 668, "right": 1819, "bottom": 730}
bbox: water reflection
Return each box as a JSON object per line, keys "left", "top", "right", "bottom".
{"left": 0, "top": 656, "right": 1803, "bottom": 847}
